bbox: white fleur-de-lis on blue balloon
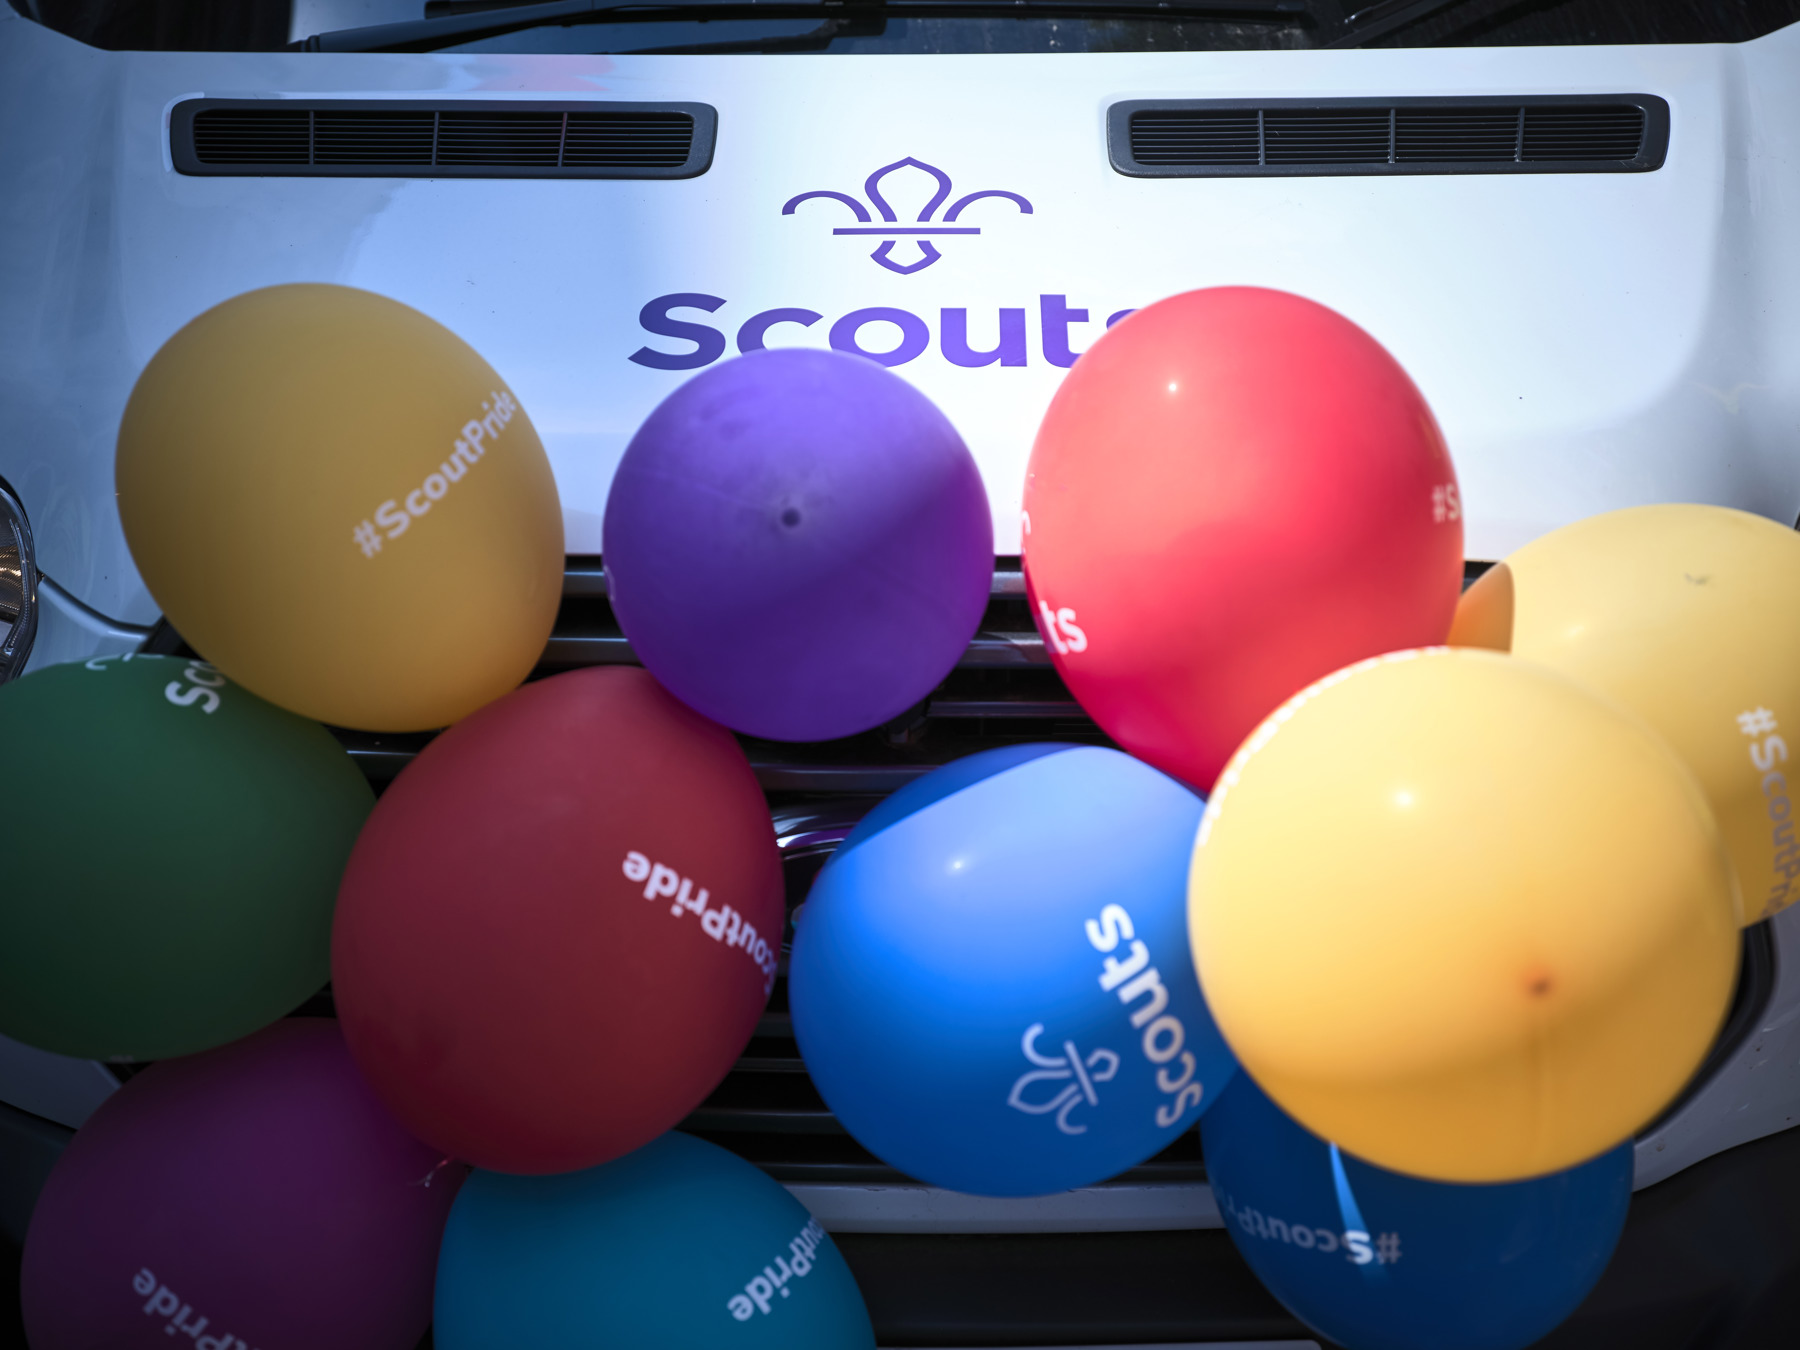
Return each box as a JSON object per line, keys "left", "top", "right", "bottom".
{"left": 782, "top": 156, "right": 1033, "bottom": 275}
{"left": 1006, "top": 1022, "right": 1120, "bottom": 1136}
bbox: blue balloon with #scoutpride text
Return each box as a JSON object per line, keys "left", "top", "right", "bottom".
{"left": 1202, "top": 1074, "right": 1632, "bottom": 1350}
{"left": 432, "top": 1132, "right": 875, "bottom": 1350}
{"left": 789, "top": 743, "right": 1236, "bottom": 1197}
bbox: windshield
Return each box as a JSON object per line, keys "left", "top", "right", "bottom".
{"left": 13, "top": 0, "right": 1800, "bottom": 54}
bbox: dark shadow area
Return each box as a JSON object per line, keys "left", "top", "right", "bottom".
{"left": 18, "top": 0, "right": 292, "bottom": 50}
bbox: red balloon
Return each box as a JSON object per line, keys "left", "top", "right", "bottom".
{"left": 1023, "top": 287, "right": 1463, "bottom": 790}
{"left": 332, "top": 666, "right": 784, "bottom": 1175}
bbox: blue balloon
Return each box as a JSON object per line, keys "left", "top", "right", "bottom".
{"left": 433, "top": 1132, "right": 875, "bottom": 1349}
{"left": 1201, "top": 1074, "right": 1631, "bottom": 1350}
{"left": 790, "top": 743, "right": 1236, "bottom": 1196}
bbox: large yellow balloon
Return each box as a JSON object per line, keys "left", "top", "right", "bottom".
{"left": 117, "top": 284, "right": 563, "bottom": 731}
{"left": 1454, "top": 504, "right": 1800, "bottom": 925}
{"left": 1188, "top": 647, "right": 1740, "bottom": 1183}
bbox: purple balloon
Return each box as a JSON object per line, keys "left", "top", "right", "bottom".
{"left": 22, "top": 1019, "right": 461, "bottom": 1350}
{"left": 604, "top": 349, "right": 993, "bottom": 741}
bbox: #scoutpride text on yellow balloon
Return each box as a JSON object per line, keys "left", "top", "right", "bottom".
{"left": 116, "top": 283, "right": 563, "bottom": 732}
{"left": 1453, "top": 503, "right": 1800, "bottom": 925}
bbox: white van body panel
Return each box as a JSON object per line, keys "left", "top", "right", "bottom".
{"left": 6, "top": 10, "right": 1800, "bottom": 620}
{"left": 5, "top": 4, "right": 1800, "bottom": 1205}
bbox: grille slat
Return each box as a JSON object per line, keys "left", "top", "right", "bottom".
{"left": 1395, "top": 107, "right": 1521, "bottom": 163}
{"left": 565, "top": 112, "right": 697, "bottom": 169}
{"left": 1115, "top": 96, "right": 1665, "bottom": 176}
{"left": 1128, "top": 110, "right": 1261, "bottom": 166}
{"left": 1264, "top": 109, "right": 1391, "bottom": 165}
{"left": 436, "top": 111, "right": 565, "bottom": 167}
{"left": 175, "top": 100, "right": 715, "bottom": 179}
{"left": 1523, "top": 107, "right": 1646, "bottom": 160}
{"left": 189, "top": 108, "right": 311, "bottom": 165}
{"left": 313, "top": 111, "right": 436, "bottom": 165}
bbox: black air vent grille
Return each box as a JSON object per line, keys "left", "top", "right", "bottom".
{"left": 1523, "top": 104, "right": 1648, "bottom": 160}
{"left": 1266, "top": 108, "right": 1393, "bottom": 164}
{"left": 313, "top": 111, "right": 435, "bottom": 164}
{"left": 1112, "top": 96, "right": 1666, "bottom": 177}
{"left": 190, "top": 108, "right": 312, "bottom": 164}
{"left": 1129, "top": 109, "right": 1262, "bottom": 165}
{"left": 173, "top": 100, "right": 715, "bottom": 179}
{"left": 1394, "top": 107, "right": 1521, "bottom": 163}
{"left": 435, "top": 112, "right": 561, "bottom": 167}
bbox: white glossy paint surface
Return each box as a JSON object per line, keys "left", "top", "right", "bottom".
{"left": 6, "top": 5, "right": 1800, "bottom": 1198}
{"left": 1635, "top": 902, "right": 1800, "bottom": 1189}
{"left": 5, "top": 17, "right": 1800, "bottom": 619}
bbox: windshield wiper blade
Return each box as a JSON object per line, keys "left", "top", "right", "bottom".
{"left": 1326, "top": 0, "right": 1548, "bottom": 48}
{"left": 291, "top": 0, "right": 1308, "bottom": 53}
{"left": 421, "top": 0, "right": 1300, "bottom": 14}
{"left": 616, "top": 14, "right": 880, "bottom": 52}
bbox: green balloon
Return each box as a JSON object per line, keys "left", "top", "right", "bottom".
{"left": 0, "top": 654, "right": 373, "bottom": 1060}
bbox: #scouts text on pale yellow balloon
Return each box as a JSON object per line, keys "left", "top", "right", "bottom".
{"left": 1453, "top": 503, "right": 1800, "bottom": 925}
{"left": 1188, "top": 647, "right": 1740, "bottom": 1184}
{"left": 117, "top": 284, "right": 563, "bottom": 732}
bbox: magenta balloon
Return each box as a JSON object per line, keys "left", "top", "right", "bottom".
{"left": 604, "top": 348, "right": 993, "bottom": 741}
{"left": 21, "top": 1019, "right": 461, "bottom": 1350}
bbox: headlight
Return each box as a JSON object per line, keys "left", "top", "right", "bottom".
{"left": 0, "top": 478, "right": 38, "bottom": 683}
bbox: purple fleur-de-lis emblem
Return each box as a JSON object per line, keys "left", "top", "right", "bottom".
{"left": 782, "top": 156, "right": 1033, "bottom": 275}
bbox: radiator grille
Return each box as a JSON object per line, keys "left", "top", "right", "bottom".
{"left": 138, "top": 563, "right": 1493, "bottom": 1204}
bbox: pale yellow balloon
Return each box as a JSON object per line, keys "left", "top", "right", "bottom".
{"left": 1455, "top": 504, "right": 1800, "bottom": 925}
{"left": 1188, "top": 647, "right": 1740, "bottom": 1183}
{"left": 117, "top": 284, "right": 563, "bottom": 732}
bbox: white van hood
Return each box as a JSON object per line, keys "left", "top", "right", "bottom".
{"left": 5, "top": 8, "right": 1800, "bottom": 622}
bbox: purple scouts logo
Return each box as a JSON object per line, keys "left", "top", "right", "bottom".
{"left": 783, "top": 157, "right": 1033, "bottom": 275}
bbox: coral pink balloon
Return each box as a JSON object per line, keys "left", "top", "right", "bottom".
{"left": 1024, "top": 287, "right": 1464, "bottom": 791}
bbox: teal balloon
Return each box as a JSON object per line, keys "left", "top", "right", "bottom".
{"left": 434, "top": 1132, "right": 876, "bottom": 1350}
{"left": 0, "top": 655, "right": 373, "bottom": 1060}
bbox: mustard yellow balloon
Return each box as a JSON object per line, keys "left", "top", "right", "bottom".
{"left": 117, "top": 284, "right": 563, "bottom": 731}
{"left": 1188, "top": 647, "right": 1740, "bottom": 1183}
{"left": 1453, "top": 504, "right": 1800, "bottom": 925}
